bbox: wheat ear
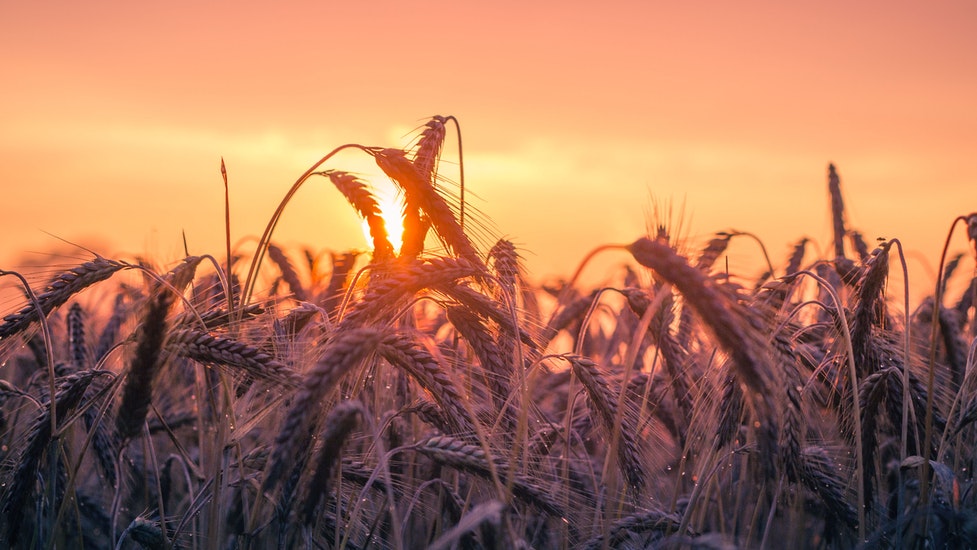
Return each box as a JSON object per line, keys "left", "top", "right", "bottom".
{"left": 167, "top": 328, "right": 299, "bottom": 388}
{"left": 114, "top": 289, "right": 174, "bottom": 443}
{"left": 94, "top": 294, "right": 127, "bottom": 364}
{"left": 339, "top": 257, "right": 484, "bottom": 328}
{"left": 799, "top": 446, "right": 858, "bottom": 538}
{"left": 314, "top": 170, "right": 395, "bottom": 260}
{"left": 849, "top": 241, "right": 893, "bottom": 379}
{"left": 628, "top": 237, "right": 780, "bottom": 466}
{"left": 695, "top": 231, "right": 732, "bottom": 270}
{"left": 1, "top": 371, "right": 98, "bottom": 546}
{"left": 267, "top": 244, "right": 308, "bottom": 301}
{"left": 0, "top": 257, "right": 128, "bottom": 341}
{"left": 265, "top": 328, "right": 382, "bottom": 491}
{"left": 67, "top": 302, "right": 90, "bottom": 370}
{"left": 377, "top": 333, "right": 476, "bottom": 435}
{"left": 394, "top": 117, "right": 448, "bottom": 259}
{"left": 373, "top": 148, "right": 482, "bottom": 266}
{"left": 413, "top": 435, "right": 567, "bottom": 520}
{"left": 298, "top": 400, "right": 364, "bottom": 524}
{"left": 446, "top": 306, "right": 515, "bottom": 425}
{"left": 411, "top": 115, "right": 447, "bottom": 184}
{"left": 565, "top": 355, "right": 645, "bottom": 492}
{"left": 581, "top": 510, "right": 690, "bottom": 550}
{"left": 828, "top": 163, "right": 847, "bottom": 260}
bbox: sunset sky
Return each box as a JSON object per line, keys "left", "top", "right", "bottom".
{"left": 2, "top": 1, "right": 975, "bottom": 296}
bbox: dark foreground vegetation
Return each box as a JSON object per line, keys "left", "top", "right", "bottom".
{"left": 1, "top": 117, "right": 975, "bottom": 549}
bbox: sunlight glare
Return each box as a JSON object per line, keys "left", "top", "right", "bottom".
{"left": 362, "top": 190, "right": 405, "bottom": 253}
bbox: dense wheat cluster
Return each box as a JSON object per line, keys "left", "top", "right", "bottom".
{"left": 1, "top": 116, "right": 975, "bottom": 549}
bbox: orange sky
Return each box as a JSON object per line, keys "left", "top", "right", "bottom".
{"left": 1, "top": 1, "right": 975, "bottom": 298}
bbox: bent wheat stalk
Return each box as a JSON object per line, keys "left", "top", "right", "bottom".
{"left": 242, "top": 143, "right": 364, "bottom": 306}
{"left": 920, "top": 213, "right": 977, "bottom": 512}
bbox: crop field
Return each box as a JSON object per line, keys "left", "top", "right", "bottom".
{"left": 0, "top": 116, "right": 975, "bottom": 549}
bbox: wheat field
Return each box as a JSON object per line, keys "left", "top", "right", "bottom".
{"left": 0, "top": 116, "right": 975, "bottom": 549}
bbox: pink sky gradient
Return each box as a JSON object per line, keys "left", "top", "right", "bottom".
{"left": 1, "top": 1, "right": 975, "bottom": 299}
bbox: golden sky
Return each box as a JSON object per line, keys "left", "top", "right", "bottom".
{"left": 1, "top": 1, "right": 975, "bottom": 295}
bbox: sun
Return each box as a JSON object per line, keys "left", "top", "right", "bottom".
{"left": 362, "top": 191, "right": 405, "bottom": 253}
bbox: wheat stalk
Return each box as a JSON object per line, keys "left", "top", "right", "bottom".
{"left": 565, "top": 354, "right": 645, "bottom": 492}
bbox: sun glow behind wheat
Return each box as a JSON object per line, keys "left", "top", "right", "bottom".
{"left": 362, "top": 184, "right": 405, "bottom": 252}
